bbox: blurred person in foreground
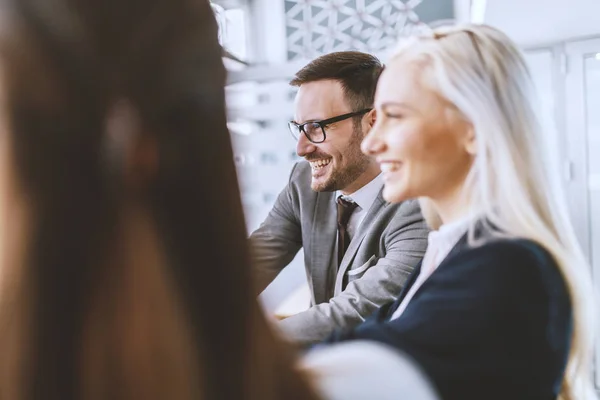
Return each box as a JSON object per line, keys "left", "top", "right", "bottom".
{"left": 250, "top": 51, "right": 428, "bottom": 345}
{"left": 323, "top": 24, "right": 598, "bottom": 400}
{"left": 0, "top": 0, "right": 438, "bottom": 399}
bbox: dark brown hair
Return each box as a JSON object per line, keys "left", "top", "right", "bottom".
{"left": 0, "top": 0, "right": 318, "bottom": 399}
{"left": 290, "top": 51, "right": 383, "bottom": 111}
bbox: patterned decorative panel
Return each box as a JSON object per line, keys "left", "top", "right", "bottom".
{"left": 227, "top": 79, "right": 307, "bottom": 311}
{"left": 226, "top": 79, "right": 300, "bottom": 233}
{"left": 284, "top": 0, "right": 453, "bottom": 61}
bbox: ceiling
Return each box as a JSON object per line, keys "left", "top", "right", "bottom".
{"left": 211, "top": 0, "right": 247, "bottom": 8}
{"left": 483, "top": 0, "right": 600, "bottom": 47}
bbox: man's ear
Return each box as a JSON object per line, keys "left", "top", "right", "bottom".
{"left": 367, "top": 108, "right": 377, "bottom": 129}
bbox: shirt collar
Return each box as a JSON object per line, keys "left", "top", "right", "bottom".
{"left": 337, "top": 173, "right": 383, "bottom": 211}
{"left": 437, "top": 214, "right": 474, "bottom": 235}
{"left": 427, "top": 213, "right": 474, "bottom": 250}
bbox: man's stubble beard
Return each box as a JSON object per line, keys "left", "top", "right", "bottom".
{"left": 311, "top": 124, "right": 372, "bottom": 192}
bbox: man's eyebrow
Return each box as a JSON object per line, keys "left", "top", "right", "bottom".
{"left": 292, "top": 116, "right": 327, "bottom": 124}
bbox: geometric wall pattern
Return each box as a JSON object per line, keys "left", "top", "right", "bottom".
{"left": 285, "top": 0, "right": 453, "bottom": 61}
{"left": 227, "top": 78, "right": 307, "bottom": 311}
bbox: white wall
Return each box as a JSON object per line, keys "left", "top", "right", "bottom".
{"left": 226, "top": 79, "right": 306, "bottom": 312}
{"left": 484, "top": 0, "right": 600, "bottom": 46}
{"left": 523, "top": 50, "right": 562, "bottom": 183}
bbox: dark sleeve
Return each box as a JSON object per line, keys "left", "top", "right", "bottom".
{"left": 322, "top": 240, "right": 572, "bottom": 400}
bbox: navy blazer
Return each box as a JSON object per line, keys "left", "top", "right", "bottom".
{"left": 325, "top": 233, "right": 572, "bottom": 400}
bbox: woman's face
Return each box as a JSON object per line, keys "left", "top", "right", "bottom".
{"left": 362, "top": 59, "right": 475, "bottom": 204}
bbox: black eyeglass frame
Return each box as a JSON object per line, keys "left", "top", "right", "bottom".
{"left": 288, "top": 108, "right": 372, "bottom": 144}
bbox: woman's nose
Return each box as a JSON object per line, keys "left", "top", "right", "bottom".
{"left": 361, "top": 123, "right": 386, "bottom": 156}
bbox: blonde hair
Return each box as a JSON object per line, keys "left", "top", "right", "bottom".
{"left": 393, "top": 24, "right": 597, "bottom": 399}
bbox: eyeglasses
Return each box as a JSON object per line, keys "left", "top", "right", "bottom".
{"left": 288, "top": 108, "right": 372, "bottom": 144}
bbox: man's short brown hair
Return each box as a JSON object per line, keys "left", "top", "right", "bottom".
{"left": 290, "top": 51, "right": 383, "bottom": 111}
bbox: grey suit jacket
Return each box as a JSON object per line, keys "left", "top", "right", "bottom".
{"left": 250, "top": 162, "right": 428, "bottom": 344}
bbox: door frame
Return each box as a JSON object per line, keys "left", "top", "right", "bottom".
{"left": 564, "top": 36, "right": 600, "bottom": 389}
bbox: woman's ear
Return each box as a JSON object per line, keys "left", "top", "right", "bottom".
{"left": 464, "top": 125, "right": 477, "bottom": 156}
{"left": 104, "top": 100, "right": 158, "bottom": 190}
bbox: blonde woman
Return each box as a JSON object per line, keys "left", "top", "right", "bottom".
{"left": 324, "top": 24, "right": 598, "bottom": 400}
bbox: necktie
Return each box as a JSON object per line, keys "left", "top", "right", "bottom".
{"left": 337, "top": 196, "right": 359, "bottom": 268}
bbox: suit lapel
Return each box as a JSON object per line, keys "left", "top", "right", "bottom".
{"left": 388, "top": 232, "right": 470, "bottom": 317}
{"left": 309, "top": 191, "right": 337, "bottom": 304}
{"left": 383, "top": 260, "right": 422, "bottom": 318}
{"left": 399, "top": 260, "right": 422, "bottom": 299}
{"left": 441, "top": 232, "right": 469, "bottom": 265}
{"left": 334, "top": 190, "right": 387, "bottom": 294}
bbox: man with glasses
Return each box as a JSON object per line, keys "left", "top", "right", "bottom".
{"left": 250, "top": 51, "right": 428, "bottom": 345}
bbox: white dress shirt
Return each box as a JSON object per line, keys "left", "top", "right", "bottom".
{"left": 390, "top": 215, "right": 473, "bottom": 321}
{"left": 336, "top": 173, "right": 383, "bottom": 241}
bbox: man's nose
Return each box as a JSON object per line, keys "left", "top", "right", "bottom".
{"left": 296, "top": 131, "right": 317, "bottom": 157}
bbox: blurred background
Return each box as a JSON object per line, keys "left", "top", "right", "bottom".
{"left": 213, "top": 0, "right": 599, "bottom": 387}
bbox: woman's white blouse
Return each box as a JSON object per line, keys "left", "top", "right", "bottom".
{"left": 390, "top": 216, "right": 472, "bottom": 320}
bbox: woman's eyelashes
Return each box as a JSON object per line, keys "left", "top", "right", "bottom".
{"left": 379, "top": 105, "right": 405, "bottom": 119}
{"left": 383, "top": 111, "right": 403, "bottom": 119}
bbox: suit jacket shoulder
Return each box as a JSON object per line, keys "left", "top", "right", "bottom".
{"left": 249, "top": 162, "right": 311, "bottom": 293}
{"left": 443, "top": 237, "right": 567, "bottom": 298}
{"left": 327, "top": 236, "right": 572, "bottom": 400}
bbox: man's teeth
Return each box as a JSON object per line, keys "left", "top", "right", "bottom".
{"left": 310, "top": 159, "right": 332, "bottom": 170}
{"left": 380, "top": 162, "right": 401, "bottom": 173}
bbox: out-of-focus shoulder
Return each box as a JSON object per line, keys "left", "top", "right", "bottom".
{"left": 300, "top": 340, "right": 440, "bottom": 400}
